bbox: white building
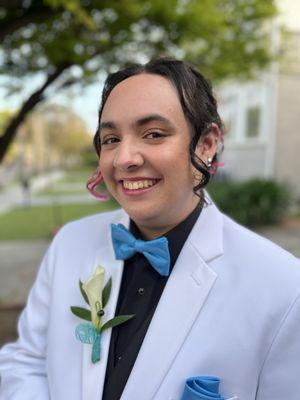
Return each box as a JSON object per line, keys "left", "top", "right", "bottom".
{"left": 217, "top": 0, "right": 300, "bottom": 201}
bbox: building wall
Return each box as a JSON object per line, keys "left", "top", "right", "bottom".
{"left": 221, "top": 143, "right": 268, "bottom": 180}
{"left": 274, "top": 31, "right": 300, "bottom": 200}
{"left": 217, "top": 79, "right": 274, "bottom": 181}
{"left": 217, "top": 22, "right": 300, "bottom": 203}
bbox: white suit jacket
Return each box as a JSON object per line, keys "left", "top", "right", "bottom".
{"left": 1, "top": 202, "right": 300, "bottom": 400}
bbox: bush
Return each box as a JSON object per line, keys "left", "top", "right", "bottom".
{"left": 208, "top": 178, "right": 290, "bottom": 227}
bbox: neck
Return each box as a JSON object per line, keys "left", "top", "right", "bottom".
{"left": 134, "top": 201, "right": 202, "bottom": 240}
{"left": 136, "top": 224, "right": 175, "bottom": 240}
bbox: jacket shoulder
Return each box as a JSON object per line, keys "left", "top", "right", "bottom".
{"left": 221, "top": 213, "right": 300, "bottom": 285}
{"left": 51, "top": 207, "right": 126, "bottom": 251}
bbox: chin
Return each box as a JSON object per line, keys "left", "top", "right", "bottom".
{"left": 124, "top": 206, "right": 163, "bottom": 226}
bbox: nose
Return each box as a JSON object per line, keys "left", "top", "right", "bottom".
{"left": 113, "top": 139, "right": 144, "bottom": 171}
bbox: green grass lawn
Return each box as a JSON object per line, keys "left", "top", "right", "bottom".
{"left": 36, "top": 188, "right": 87, "bottom": 197}
{"left": 0, "top": 201, "right": 119, "bottom": 241}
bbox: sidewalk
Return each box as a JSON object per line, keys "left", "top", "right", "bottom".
{"left": 258, "top": 220, "right": 300, "bottom": 258}
{"left": 0, "top": 220, "right": 299, "bottom": 307}
{"left": 0, "top": 240, "right": 49, "bottom": 306}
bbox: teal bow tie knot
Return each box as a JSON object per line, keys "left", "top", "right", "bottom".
{"left": 111, "top": 223, "right": 170, "bottom": 276}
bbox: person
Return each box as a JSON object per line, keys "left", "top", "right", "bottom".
{"left": 0, "top": 58, "right": 300, "bottom": 400}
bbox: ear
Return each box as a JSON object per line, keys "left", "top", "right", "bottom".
{"left": 195, "top": 123, "right": 221, "bottom": 162}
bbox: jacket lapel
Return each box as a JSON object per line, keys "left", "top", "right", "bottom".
{"left": 122, "top": 202, "right": 224, "bottom": 399}
{"left": 81, "top": 211, "right": 129, "bottom": 400}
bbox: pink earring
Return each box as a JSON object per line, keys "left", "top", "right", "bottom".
{"left": 208, "top": 160, "right": 225, "bottom": 174}
{"left": 86, "top": 167, "right": 110, "bottom": 201}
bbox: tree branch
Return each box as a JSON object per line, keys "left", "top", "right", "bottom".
{"left": 0, "top": 62, "right": 72, "bottom": 163}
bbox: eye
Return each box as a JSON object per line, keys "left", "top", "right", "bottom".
{"left": 144, "top": 131, "right": 167, "bottom": 139}
{"left": 101, "top": 136, "right": 120, "bottom": 145}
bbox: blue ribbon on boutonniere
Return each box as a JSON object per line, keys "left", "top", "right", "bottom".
{"left": 70, "top": 265, "right": 135, "bottom": 364}
{"left": 180, "top": 376, "right": 237, "bottom": 400}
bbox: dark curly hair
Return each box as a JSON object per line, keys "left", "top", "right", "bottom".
{"left": 93, "top": 57, "right": 224, "bottom": 199}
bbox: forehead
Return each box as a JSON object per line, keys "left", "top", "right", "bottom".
{"left": 100, "top": 73, "right": 185, "bottom": 124}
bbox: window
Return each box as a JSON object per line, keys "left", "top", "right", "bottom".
{"left": 223, "top": 118, "right": 233, "bottom": 138}
{"left": 246, "top": 106, "right": 261, "bottom": 138}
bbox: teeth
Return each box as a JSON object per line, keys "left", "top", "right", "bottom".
{"left": 123, "top": 179, "right": 157, "bottom": 190}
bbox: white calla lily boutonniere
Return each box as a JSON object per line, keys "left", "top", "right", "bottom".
{"left": 71, "top": 266, "right": 134, "bottom": 363}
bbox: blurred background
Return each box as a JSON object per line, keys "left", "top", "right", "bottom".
{"left": 0, "top": 0, "right": 299, "bottom": 346}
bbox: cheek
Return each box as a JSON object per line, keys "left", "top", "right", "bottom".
{"left": 161, "top": 140, "right": 190, "bottom": 164}
{"left": 162, "top": 152, "right": 194, "bottom": 186}
{"left": 98, "top": 156, "right": 116, "bottom": 193}
{"left": 99, "top": 153, "right": 111, "bottom": 176}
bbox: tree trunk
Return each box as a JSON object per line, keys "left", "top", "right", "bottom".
{"left": 0, "top": 63, "right": 71, "bottom": 164}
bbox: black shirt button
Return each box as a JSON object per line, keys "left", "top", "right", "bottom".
{"left": 117, "top": 355, "right": 122, "bottom": 361}
{"left": 138, "top": 287, "right": 145, "bottom": 295}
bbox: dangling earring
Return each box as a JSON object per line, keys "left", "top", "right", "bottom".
{"left": 86, "top": 167, "right": 110, "bottom": 201}
{"left": 206, "top": 155, "right": 224, "bottom": 174}
{"left": 207, "top": 157, "right": 213, "bottom": 168}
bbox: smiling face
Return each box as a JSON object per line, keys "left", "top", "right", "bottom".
{"left": 99, "top": 73, "right": 210, "bottom": 239}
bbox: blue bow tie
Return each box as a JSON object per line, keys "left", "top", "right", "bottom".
{"left": 111, "top": 223, "right": 170, "bottom": 276}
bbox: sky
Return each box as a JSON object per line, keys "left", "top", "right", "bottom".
{"left": 280, "top": 0, "right": 300, "bottom": 31}
{"left": 0, "top": 0, "right": 299, "bottom": 133}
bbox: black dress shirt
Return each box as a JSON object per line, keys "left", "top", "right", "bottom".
{"left": 102, "top": 204, "right": 202, "bottom": 400}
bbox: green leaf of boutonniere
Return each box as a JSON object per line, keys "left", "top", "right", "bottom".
{"left": 79, "top": 280, "right": 90, "bottom": 305}
{"left": 71, "top": 306, "right": 92, "bottom": 321}
{"left": 100, "top": 314, "right": 135, "bottom": 332}
{"left": 102, "top": 277, "right": 112, "bottom": 308}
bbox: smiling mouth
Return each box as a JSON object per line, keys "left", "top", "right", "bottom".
{"left": 122, "top": 179, "right": 159, "bottom": 190}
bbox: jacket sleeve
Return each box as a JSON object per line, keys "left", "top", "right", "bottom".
{"left": 0, "top": 241, "right": 55, "bottom": 399}
{"left": 256, "top": 292, "right": 300, "bottom": 399}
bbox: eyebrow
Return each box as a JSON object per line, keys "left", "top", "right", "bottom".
{"left": 99, "top": 113, "right": 174, "bottom": 132}
{"left": 135, "top": 114, "right": 173, "bottom": 128}
{"left": 98, "top": 121, "right": 116, "bottom": 131}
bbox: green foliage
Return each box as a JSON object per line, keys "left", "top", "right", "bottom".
{"left": 45, "top": 0, "right": 96, "bottom": 29}
{"left": 80, "top": 149, "right": 98, "bottom": 169}
{"left": 208, "top": 178, "right": 290, "bottom": 227}
{"left": 70, "top": 306, "right": 91, "bottom": 321}
{"left": 1, "top": 0, "right": 278, "bottom": 85}
{"left": 79, "top": 280, "right": 89, "bottom": 305}
{"left": 100, "top": 315, "right": 135, "bottom": 332}
{"left": 0, "top": 0, "right": 278, "bottom": 163}
{"left": 102, "top": 277, "right": 112, "bottom": 309}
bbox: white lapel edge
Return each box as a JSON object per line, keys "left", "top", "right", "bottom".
{"left": 122, "top": 203, "right": 224, "bottom": 399}
{"left": 81, "top": 210, "right": 129, "bottom": 400}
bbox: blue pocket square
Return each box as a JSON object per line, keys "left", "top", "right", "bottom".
{"left": 180, "top": 376, "right": 225, "bottom": 400}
